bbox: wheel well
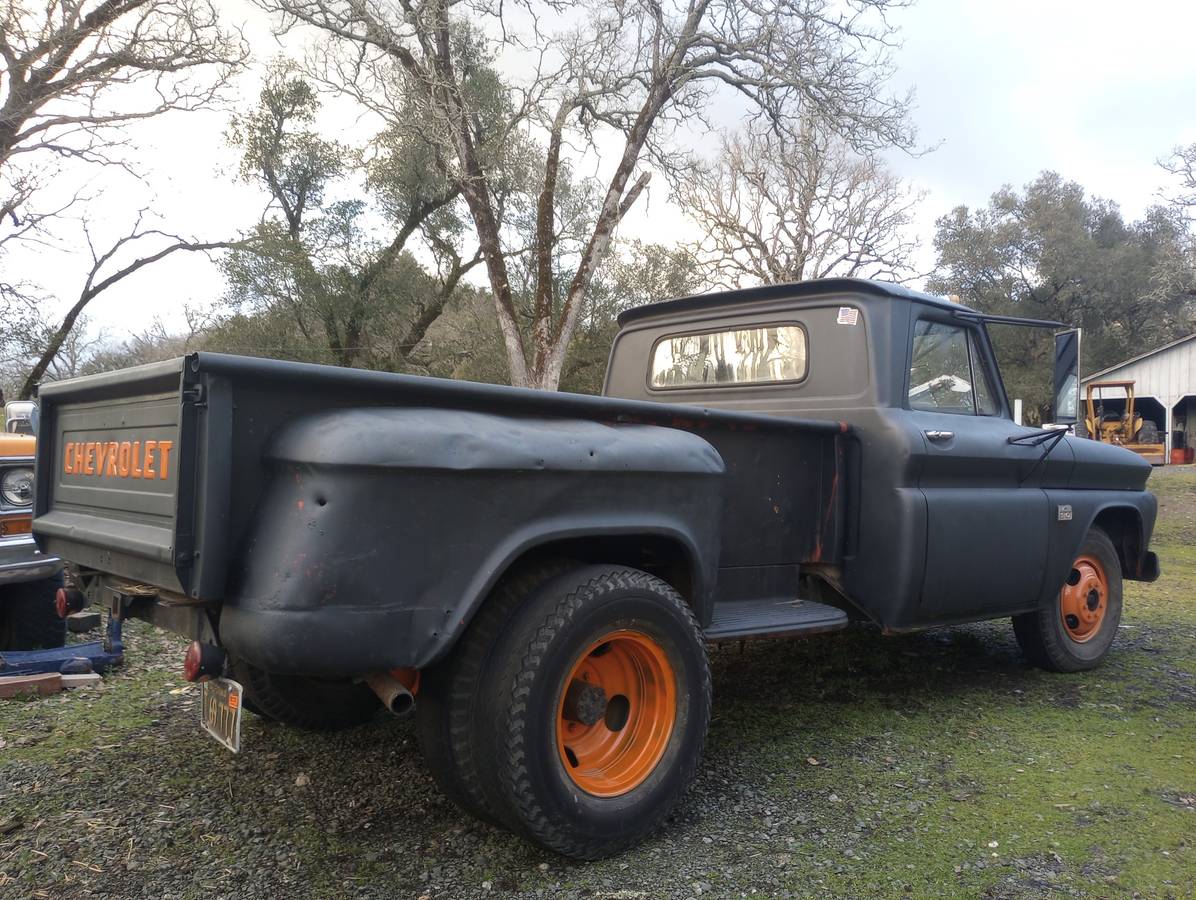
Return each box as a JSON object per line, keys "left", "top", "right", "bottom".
{"left": 500, "top": 535, "right": 697, "bottom": 609}
{"left": 1092, "top": 506, "right": 1143, "bottom": 578}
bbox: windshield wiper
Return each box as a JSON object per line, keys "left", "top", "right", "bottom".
{"left": 1008, "top": 427, "right": 1070, "bottom": 447}
{"left": 1008, "top": 427, "right": 1069, "bottom": 485}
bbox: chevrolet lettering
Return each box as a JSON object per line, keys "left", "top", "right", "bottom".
{"left": 61, "top": 439, "right": 174, "bottom": 480}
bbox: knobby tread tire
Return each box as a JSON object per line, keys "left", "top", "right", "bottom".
{"left": 415, "top": 559, "right": 573, "bottom": 826}
{"left": 1012, "top": 527, "right": 1123, "bottom": 673}
{"left": 485, "top": 565, "right": 711, "bottom": 859}
{"left": 229, "top": 658, "right": 379, "bottom": 731}
{"left": 0, "top": 574, "right": 66, "bottom": 651}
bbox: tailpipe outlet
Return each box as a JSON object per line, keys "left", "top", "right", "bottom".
{"left": 366, "top": 671, "right": 415, "bottom": 717}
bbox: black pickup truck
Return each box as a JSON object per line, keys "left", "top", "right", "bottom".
{"left": 33, "top": 278, "right": 1158, "bottom": 858}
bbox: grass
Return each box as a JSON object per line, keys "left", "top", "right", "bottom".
{"left": 1, "top": 471, "right": 1194, "bottom": 898}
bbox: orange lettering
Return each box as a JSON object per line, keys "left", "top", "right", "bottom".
{"left": 157, "top": 440, "right": 173, "bottom": 480}
{"left": 83, "top": 443, "right": 96, "bottom": 475}
{"left": 63, "top": 442, "right": 75, "bottom": 474}
{"left": 95, "top": 442, "right": 108, "bottom": 476}
{"left": 130, "top": 441, "right": 142, "bottom": 478}
{"left": 74, "top": 443, "right": 85, "bottom": 472}
{"left": 105, "top": 442, "right": 119, "bottom": 476}
{"left": 117, "top": 442, "right": 131, "bottom": 477}
{"left": 143, "top": 440, "right": 157, "bottom": 479}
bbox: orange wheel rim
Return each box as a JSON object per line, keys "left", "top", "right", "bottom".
{"left": 1060, "top": 554, "right": 1108, "bottom": 642}
{"left": 555, "top": 630, "right": 677, "bottom": 798}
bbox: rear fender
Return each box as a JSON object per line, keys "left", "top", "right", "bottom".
{"left": 217, "top": 408, "right": 725, "bottom": 676}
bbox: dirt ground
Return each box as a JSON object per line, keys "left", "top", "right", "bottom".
{"left": 2, "top": 470, "right": 1193, "bottom": 899}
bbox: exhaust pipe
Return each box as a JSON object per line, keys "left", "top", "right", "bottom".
{"left": 366, "top": 672, "right": 415, "bottom": 717}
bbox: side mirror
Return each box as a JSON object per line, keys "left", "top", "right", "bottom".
{"left": 4, "top": 400, "right": 37, "bottom": 435}
{"left": 1052, "top": 329, "right": 1081, "bottom": 425}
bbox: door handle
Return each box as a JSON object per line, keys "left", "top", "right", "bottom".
{"left": 925, "top": 430, "right": 954, "bottom": 443}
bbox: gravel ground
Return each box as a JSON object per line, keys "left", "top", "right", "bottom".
{"left": 2, "top": 471, "right": 1194, "bottom": 899}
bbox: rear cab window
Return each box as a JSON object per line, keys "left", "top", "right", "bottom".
{"left": 649, "top": 324, "right": 808, "bottom": 390}
{"left": 908, "top": 320, "right": 1001, "bottom": 416}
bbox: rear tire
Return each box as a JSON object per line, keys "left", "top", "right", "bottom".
{"left": 475, "top": 565, "right": 711, "bottom": 859}
{"left": 229, "top": 658, "right": 379, "bottom": 731}
{"left": 1013, "top": 527, "right": 1122, "bottom": 672}
{"left": 416, "top": 559, "right": 572, "bottom": 826}
{"left": 0, "top": 573, "right": 66, "bottom": 651}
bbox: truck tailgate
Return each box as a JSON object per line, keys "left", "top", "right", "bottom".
{"left": 33, "top": 357, "right": 226, "bottom": 599}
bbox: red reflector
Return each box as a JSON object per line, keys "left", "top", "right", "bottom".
{"left": 55, "top": 588, "right": 69, "bottom": 619}
{"left": 183, "top": 641, "right": 203, "bottom": 681}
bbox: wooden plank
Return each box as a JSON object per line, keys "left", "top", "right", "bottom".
{"left": 0, "top": 673, "right": 63, "bottom": 699}
{"left": 61, "top": 673, "right": 103, "bottom": 689}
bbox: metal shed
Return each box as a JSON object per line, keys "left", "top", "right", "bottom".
{"left": 1081, "top": 333, "right": 1196, "bottom": 461}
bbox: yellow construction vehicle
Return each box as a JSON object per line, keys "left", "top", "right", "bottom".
{"left": 1084, "top": 380, "right": 1166, "bottom": 465}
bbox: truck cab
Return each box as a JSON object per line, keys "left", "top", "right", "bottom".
{"left": 605, "top": 279, "right": 1157, "bottom": 637}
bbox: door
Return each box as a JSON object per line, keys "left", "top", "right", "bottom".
{"left": 905, "top": 318, "right": 1050, "bottom": 619}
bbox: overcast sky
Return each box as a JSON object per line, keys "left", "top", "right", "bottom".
{"left": 21, "top": 0, "right": 1196, "bottom": 342}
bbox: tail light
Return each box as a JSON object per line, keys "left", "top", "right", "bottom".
{"left": 55, "top": 587, "right": 86, "bottom": 618}
{"left": 183, "top": 641, "right": 226, "bottom": 682}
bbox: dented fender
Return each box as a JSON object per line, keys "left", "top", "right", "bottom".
{"left": 218, "top": 408, "right": 725, "bottom": 676}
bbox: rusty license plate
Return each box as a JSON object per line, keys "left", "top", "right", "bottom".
{"left": 200, "top": 677, "right": 243, "bottom": 753}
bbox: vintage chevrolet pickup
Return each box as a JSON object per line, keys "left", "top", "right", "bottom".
{"left": 32, "top": 279, "right": 1158, "bottom": 858}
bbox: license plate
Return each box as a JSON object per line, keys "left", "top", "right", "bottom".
{"left": 200, "top": 677, "right": 243, "bottom": 753}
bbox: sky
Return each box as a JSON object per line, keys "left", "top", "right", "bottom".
{"left": 16, "top": 0, "right": 1196, "bottom": 343}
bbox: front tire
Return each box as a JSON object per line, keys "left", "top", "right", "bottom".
{"left": 1013, "top": 527, "right": 1122, "bottom": 672}
{"left": 0, "top": 573, "right": 66, "bottom": 651}
{"left": 476, "top": 565, "right": 711, "bottom": 859}
{"left": 229, "top": 658, "right": 379, "bottom": 731}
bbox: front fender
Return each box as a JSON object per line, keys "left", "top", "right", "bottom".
{"left": 1037, "top": 489, "right": 1159, "bottom": 610}
{"left": 218, "top": 408, "right": 725, "bottom": 676}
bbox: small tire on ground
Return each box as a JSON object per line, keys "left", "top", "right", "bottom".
{"left": 1013, "top": 527, "right": 1123, "bottom": 672}
{"left": 416, "top": 559, "right": 573, "bottom": 827}
{"left": 0, "top": 572, "right": 67, "bottom": 651}
{"left": 229, "top": 657, "right": 379, "bottom": 731}
{"left": 474, "top": 565, "right": 712, "bottom": 859}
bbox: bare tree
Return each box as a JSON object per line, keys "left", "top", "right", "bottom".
{"left": 18, "top": 212, "right": 245, "bottom": 397}
{"left": 1162, "top": 143, "right": 1196, "bottom": 218}
{"left": 257, "top": 0, "right": 915, "bottom": 389}
{"left": 674, "top": 119, "right": 923, "bottom": 287}
{"left": 42, "top": 316, "right": 106, "bottom": 380}
{"left": 0, "top": 0, "right": 249, "bottom": 391}
{"left": 0, "top": 0, "right": 246, "bottom": 236}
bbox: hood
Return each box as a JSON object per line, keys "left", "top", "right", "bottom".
{"left": 1067, "top": 434, "right": 1153, "bottom": 491}
{"left": 0, "top": 432, "right": 35, "bottom": 458}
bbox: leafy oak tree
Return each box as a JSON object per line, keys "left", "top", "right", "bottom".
{"left": 929, "top": 172, "right": 1196, "bottom": 421}
{"left": 221, "top": 65, "right": 482, "bottom": 372}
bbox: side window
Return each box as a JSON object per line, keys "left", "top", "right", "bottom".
{"left": 908, "top": 320, "right": 1002, "bottom": 415}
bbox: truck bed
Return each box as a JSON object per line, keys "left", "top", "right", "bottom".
{"left": 34, "top": 353, "right": 850, "bottom": 671}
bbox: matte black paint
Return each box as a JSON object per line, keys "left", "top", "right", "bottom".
{"left": 33, "top": 278, "right": 1158, "bottom": 678}
{"left": 606, "top": 281, "right": 1158, "bottom": 635}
